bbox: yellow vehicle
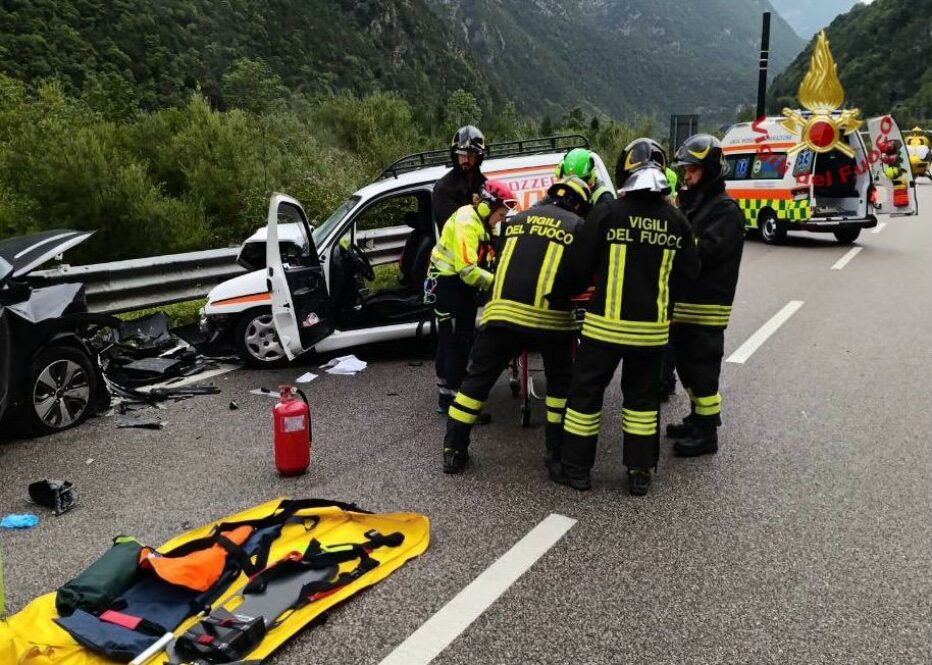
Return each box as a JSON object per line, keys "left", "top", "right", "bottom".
{"left": 906, "top": 127, "right": 931, "bottom": 180}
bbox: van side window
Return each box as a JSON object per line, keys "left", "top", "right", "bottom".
{"left": 751, "top": 154, "right": 787, "bottom": 180}
{"left": 792, "top": 150, "right": 814, "bottom": 178}
{"left": 725, "top": 155, "right": 752, "bottom": 180}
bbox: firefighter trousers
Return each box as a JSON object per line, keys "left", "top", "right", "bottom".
{"left": 561, "top": 339, "right": 663, "bottom": 471}
{"left": 445, "top": 325, "right": 575, "bottom": 454}
{"left": 672, "top": 323, "right": 725, "bottom": 427}
{"left": 433, "top": 276, "right": 478, "bottom": 404}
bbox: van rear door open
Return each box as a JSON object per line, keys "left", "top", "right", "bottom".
{"left": 868, "top": 115, "right": 918, "bottom": 217}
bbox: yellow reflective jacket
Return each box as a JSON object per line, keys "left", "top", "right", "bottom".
{"left": 429, "top": 205, "right": 494, "bottom": 290}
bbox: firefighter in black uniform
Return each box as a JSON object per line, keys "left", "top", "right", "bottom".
{"left": 667, "top": 134, "right": 745, "bottom": 457}
{"left": 432, "top": 125, "right": 488, "bottom": 230}
{"left": 550, "top": 139, "right": 699, "bottom": 495}
{"left": 442, "top": 177, "right": 594, "bottom": 474}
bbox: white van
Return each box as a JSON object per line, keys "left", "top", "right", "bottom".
{"left": 720, "top": 113, "right": 918, "bottom": 244}
{"left": 200, "top": 136, "right": 614, "bottom": 366}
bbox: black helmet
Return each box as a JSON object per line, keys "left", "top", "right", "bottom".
{"left": 546, "top": 176, "right": 592, "bottom": 210}
{"left": 615, "top": 138, "right": 667, "bottom": 188}
{"left": 451, "top": 125, "right": 486, "bottom": 160}
{"left": 673, "top": 134, "right": 726, "bottom": 184}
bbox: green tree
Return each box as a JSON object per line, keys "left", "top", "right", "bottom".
{"left": 221, "top": 58, "right": 289, "bottom": 114}
{"left": 444, "top": 89, "right": 481, "bottom": 130}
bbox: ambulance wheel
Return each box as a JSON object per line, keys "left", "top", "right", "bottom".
{"left": 759, "top": 212, "right": 786, "bottom": 245}
{"left": 833, "top": 228, "right": 861, "bottom": 244}
{"left": 234, "top": 308, "right": 289, "bottom": 368}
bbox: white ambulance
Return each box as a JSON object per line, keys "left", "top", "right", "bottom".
{"left": 720, "top": 113, "right": 918, "bottom": 244}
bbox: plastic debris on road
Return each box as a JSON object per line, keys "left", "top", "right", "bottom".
{"left": 296, "top": 372, "right": 318, "bottom": 383}
{"left": 249, "top": 387, "right": 280, "bottom": 399}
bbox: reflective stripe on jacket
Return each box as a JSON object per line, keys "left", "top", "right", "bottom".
{"left": 429, "top": 205, "right": 494, "bottom": 290}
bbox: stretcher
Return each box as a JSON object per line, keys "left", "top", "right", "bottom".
{"left": 507, "top": 292, "right": 591, "bottom": 427}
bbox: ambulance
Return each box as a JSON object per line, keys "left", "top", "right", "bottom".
{"left": 721, "top": 113, "right": 918, "bottom": 245}
{"left": 906, "top": 127, "right": 931, "bottom": 180}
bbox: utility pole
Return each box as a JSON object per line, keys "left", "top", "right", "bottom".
{"left": 756, "top": 11, "right": 771, "bottom": 119}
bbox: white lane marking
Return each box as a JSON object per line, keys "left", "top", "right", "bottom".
{"left": 136, "top": 363, "right": 240, "bottom": 392}
{"left": 872, "top": 222, "right": 887, "bottom": 234}
{"left": 831, "top": 246, "right": 863, "bottom": 270}
{"left": 726, "top": 300, "right": 804, "bottom": 364}
{"left": 378, "top": 513, "right": 577, "bottom": 665}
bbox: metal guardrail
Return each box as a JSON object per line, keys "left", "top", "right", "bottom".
{"left": 31, "top": 225, "right": 411, "bottom": 314}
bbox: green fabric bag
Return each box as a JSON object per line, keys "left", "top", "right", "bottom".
{"left": 55, "top": 536, "right": 142, "bottom": 617}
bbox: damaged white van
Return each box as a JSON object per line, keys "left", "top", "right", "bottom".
{"left": 200, "top": 136, "right": 613, "bottom": 366}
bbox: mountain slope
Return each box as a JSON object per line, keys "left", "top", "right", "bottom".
{"left": 770, "top": 0, "right": 864, "bottom": 38}
{"left": 425, "top": 0, "right": 805, "bottom": 122}
{"left": 769, "top": 0, "right": 931, "bottom": 123}
{"left": 0, "top": 0, "right": 496, "bottom": 110}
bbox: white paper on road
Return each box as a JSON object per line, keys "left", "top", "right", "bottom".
{"left": 319, "top": 354, "right": 367, "bottom": 375}
{"left": 296, "top": 372, "right": 318, "bottom": 383}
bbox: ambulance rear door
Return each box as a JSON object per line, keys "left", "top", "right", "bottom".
{"left": 868, "top": 115, "right": 918, "bottom": 217}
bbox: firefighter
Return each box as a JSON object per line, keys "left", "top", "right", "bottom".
{"left": 536, "top": 148, "right": 615, "bottom": 209}
{"left": 659, "top": 164, "right": 682, "bottom": 400}
{"left": 667, "top": 134, "right": 745, "bottom": 457}
{"left": 427, "top": 180, "right": 517, "bottom": 415}
{"left": 432, "top": 125, "right": 488, "bottom": 229}
{"left": 550, "top": 138, "right": 699, "bottom": 495}
{"left": 442, "top": 177, "right": 594, "bottom": 474}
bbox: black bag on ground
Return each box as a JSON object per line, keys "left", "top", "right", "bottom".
{"left": 56, "top": 536, "right": 143, "bottom": 617}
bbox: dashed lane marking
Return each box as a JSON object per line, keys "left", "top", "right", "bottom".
{"left": 726, "top": 300, "right": 804, "bottom": 365}
{"left": 872, "top": 222, "right": 887, "bottom": 234}
{"left": 831, "top": 246, "right": 863, "bottom": 270}
{"left": 378, "top": 513, "right": 577, "bottom": 665}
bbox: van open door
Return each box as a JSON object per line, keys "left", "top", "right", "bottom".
{"left": 266, "top": 194, "right": 334, "bottom": 359}
{"left": 868, "top": 115, "right": 918, "bottom": 217}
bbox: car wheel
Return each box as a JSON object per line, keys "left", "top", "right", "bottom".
{"left": 833, "top": 228, "right": 861, "bottom": 244}
{"left": 759, "top": 211, "right": 786, "bottom": 245}
{"left": 234, "top": 308, "right": 289, "bottom": 368}
{"left": 26, "top": 345, "right": 96, "bottom": 436}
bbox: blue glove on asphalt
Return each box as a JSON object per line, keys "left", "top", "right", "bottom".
{"left": 0, "top": 514, "right": 39, "bottom": 529}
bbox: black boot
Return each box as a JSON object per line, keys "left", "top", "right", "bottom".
{"left": 548, "top": 462, "right": 592, "bottom": 491}
{"left": 443, "top": 421, "right": 471, "bottom": 473}
{"left": 475, "top": 412, "right": 492, "bottom": 426}
{"left": 674, "top": 426, "right": 718, "bottom": 457}
{"left": 443, "top": 448, "right": 470, "bottom": 474}
{"left": 627, "top": 467, "right": 652, "bottom": 496}
{"left": 665, "top": 416, "right": 696, "bottom": 439}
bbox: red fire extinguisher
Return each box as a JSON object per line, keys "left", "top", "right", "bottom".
{"left": 273, "top": 384, "right": 311, "bottom": 476}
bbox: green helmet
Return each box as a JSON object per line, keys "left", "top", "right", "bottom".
{"left": 556, "top": 148, "right": 595, "bottom": 183}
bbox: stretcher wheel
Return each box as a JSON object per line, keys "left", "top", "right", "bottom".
{"left": 520, "top": 403, "right": 531, "bottom": 427}
{"left": 509, "top": 358, "right": 520, "bottom": 397}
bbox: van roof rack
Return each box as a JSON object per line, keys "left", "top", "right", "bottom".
{"left": 377, "top": 134, "right": 590, "bottom": 180}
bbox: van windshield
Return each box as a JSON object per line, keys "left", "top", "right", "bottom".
{"left": 312, "top": 196, "right": 360, "bottom": 246}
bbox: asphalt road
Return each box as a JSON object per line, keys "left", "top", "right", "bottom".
{"left": 3, "top": 184, "right": 932, "bottom": 664}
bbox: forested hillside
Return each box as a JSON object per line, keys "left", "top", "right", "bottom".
{"left": 769, "top": 0, "right": 931, "bottom": 125}
{"left": 0, "top": 0, "right": 496, "bottom": 111}
{"left": 769, "top": 0, "right": 863, "bottom": 38}
{"left": 425, "top": 0, "right": 805, "bottom": 122}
